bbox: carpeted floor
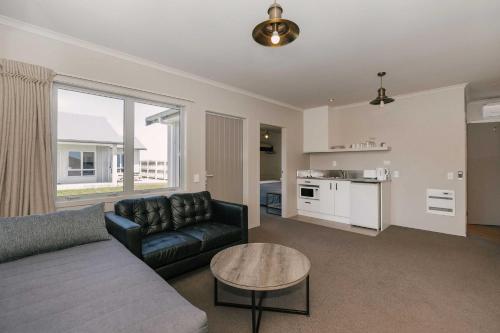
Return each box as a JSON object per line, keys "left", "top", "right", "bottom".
{"left": 170, "top": 213, "right": 500, "bottom": 333}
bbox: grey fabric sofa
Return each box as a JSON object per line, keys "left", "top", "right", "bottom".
{"left": 0, "top": 210, "right": 208, "bottom": 333}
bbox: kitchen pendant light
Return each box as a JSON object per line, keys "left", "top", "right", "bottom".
{"left": 370, "top": 72, "right": 395, "bottom": 107}
{"left": 252, "top": 1, "right": 299, "bottom": 47}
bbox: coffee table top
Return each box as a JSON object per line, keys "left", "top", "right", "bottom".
{"left": 210, "top": 243, "right": 311, "bottom": 291}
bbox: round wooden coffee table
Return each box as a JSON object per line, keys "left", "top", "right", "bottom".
{"left": 210, "top": 243, "right": 311, "bottom": 333}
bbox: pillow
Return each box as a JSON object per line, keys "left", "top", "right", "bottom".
{"left": 0, "top": 203, "right": 110, "bottom": 263}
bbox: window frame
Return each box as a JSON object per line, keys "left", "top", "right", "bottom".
{"left": 67, "top": 150, "right": 96, "bottom": 177}
{"left": 53, "top": 83, "right": 185, "bottom": 202}
{"left": 116, "top": 153, "right": 125, "bottom": 173}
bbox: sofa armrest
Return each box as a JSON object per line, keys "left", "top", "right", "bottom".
{"left": 212, "top": 200, "right": 248, "bottom": 243}
{"left": 105, "top": 212, "right": 142, "bottom": 258}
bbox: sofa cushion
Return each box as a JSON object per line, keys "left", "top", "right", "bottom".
{"left": 142, "top": 232, "right": 201, "bottom": 268}
{"left": 0, "top": 203, "right": 109, "bottom": 263}
{"left": 178, "top": 222, "right": 241, "bottom": 251}
{"left": 115, "top": 196, "right": 172, "bottom": 235}
{"left": 170, "top": 191, "right": 213, "bottom": 230}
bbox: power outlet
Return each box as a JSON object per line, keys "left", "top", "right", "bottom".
{"left": 383, "top": 160, "right": 391, "bottom": 166}
{"left": 447, "top": 172, "right": 454, "bottom": 180}
{"left": 332, "top": 161, "right": 337, "bottom": 167}
{"left": 393, "top": 170, "right": 400, "bottom": 178}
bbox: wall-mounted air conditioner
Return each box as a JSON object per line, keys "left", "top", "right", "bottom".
{"left": 482, "top": 103, "right": 500, "bottom": 118}
{"left": 260, "top": 142, "right": 275, "bottom": 153}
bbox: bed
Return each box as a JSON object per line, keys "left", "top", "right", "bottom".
{"left": 260, "top": 180, "right": 282, "bottom": 211}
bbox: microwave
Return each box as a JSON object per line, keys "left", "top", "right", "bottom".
{"left": 299, "top": 184, "right": 320, "bottom": 200}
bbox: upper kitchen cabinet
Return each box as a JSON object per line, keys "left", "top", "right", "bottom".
{"left": 303, "top": 105, "right": 390, "bottom": 153}
{"left": 303, "top": 106, "right": 339, "bottom": 153}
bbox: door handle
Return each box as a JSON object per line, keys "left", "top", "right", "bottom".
{"left": 206, "top": 174, "right": 214, "bottom": 177}
{"left": 330, "top": 183, "right": 332, "bottom": 190}
{"left": 335, "top": 183, "right": 338, "bottom": 190}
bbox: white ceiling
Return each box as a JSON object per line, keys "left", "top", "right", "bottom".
{"left": 1, "top": 0, "right": 500, "bottom": 109}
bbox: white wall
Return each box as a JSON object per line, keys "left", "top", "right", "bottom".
{"left": 0, "top": 22, "right": 308, "bottom": 228}
{"left": 309, "top": 85, "right": 467, "bottom": 236}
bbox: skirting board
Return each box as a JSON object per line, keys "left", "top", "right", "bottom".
{"left": 297, "top": 210, "right": 350, "bottom": 224}
{"left": 292, "top": 214, "right": 379, "bottom": 237}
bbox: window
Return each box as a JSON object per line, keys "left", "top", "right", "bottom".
{"left": 116, "top": 153, "right": 124, "bottom": 173}
{"left": 56, "top": 88, "right": 124, "bottom": 197}
{"left": 82, "top": 152, "right": 95, "bottom": 175}
{"left": 67, "top": 151, "right": 95, "bottom": 176}
{"left": 56, "top": 85, "right": 183, "bottom": 199}
{"left": 68, "top": 151, "right": 81, "bottom": 176}
{"left": 134, "top": 102, "right": 181, "bottom": 191}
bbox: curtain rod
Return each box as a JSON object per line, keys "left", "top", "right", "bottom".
{"left": 55, "top": 73, "right": 195, "bottom": 103}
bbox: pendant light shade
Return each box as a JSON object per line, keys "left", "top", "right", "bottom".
{"left": 370, "top": 72, "right": 395, "bottom": 106}
{"left": 253, "top": 1, "right": 299, "bottom": 47}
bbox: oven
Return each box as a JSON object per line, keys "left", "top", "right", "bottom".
{"left": 299, "top": 183, "right": 320, "bottom": 200}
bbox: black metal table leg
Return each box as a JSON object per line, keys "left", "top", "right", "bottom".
{"left": 251, "top": 291, "right": 256, "bottom": 333}
{"left": 214, "top": 276, "right": 310, "bottom": 333}
{"left": 306, "top": 275, "right": 310, "bottom": 316}
{"left": 214, "top": 277, "right": 218, "bottom": 306}
{"left": 256, "top": 291, "right": 266, "bottom": 332}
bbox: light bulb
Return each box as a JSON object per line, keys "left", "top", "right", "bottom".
{"left": 271, "top": 30, "right": 280, "bottom": 45}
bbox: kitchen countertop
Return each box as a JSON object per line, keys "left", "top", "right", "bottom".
{"left": 297, "top": 177, "right": 390, "bottom": 183}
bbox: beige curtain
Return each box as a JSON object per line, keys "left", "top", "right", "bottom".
{"left": 0, "top": 59, "right": 56, "bottom": 217}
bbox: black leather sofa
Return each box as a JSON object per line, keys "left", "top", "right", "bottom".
{"left": 105, "top": 191, "right": 248, "bottom": 279}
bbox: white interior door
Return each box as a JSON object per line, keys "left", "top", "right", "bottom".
{"left": 206, "top": 113, "right": 243, "bottom": 203}
{"left": 467, "top": 122, "right": 500, "bottom": 225}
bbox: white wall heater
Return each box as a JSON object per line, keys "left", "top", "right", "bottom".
{"left": 426, "top": 189, "right": 455, "bottom": 216}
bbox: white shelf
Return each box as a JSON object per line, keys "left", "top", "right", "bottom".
{"left": 305, "top": 147, "right": 391, "bottom": 153}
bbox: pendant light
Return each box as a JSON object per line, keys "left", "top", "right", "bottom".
{"left": 370, "top": 72, "right": 395, "bottom": 107}
{"left": 252, "top": 1, "right": 299, "bottom": 47}
{"left": 264, "top": 130, "right": 270, "bottom": 140}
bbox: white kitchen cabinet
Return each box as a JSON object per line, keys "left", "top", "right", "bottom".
{"left": 303, "top": 179, "right": 350, "bottom": 220}
{"left": 298, "top": 177, "right": 390, "bottom": 231}
{"left": 334, "top": 181, "right": 350, "bottom": 218}
{"left": 303, "top": 106, "right": 340, "bottom": 152}
{"left": 298, "top": 198, "right": 321, "bottom": 212}
{"left": 319, "top": 181, "right": 335, "bottom": 215}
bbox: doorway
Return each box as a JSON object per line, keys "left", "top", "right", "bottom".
{"left": 205, "top": 112, "right": 244, "bottom": 203}
{"left": 259, "top": 124, "right": 283, "bottom": 217}
{"left": 466, "top": 121, "right": 500, "bottom": 243}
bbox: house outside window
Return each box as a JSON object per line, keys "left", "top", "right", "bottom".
{"left": 55, "top": 85, "right": 183, "bottom": 199}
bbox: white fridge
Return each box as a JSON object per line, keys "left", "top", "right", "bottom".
{"left": 350, "top": 182, "right": 390, "bottom": 230}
